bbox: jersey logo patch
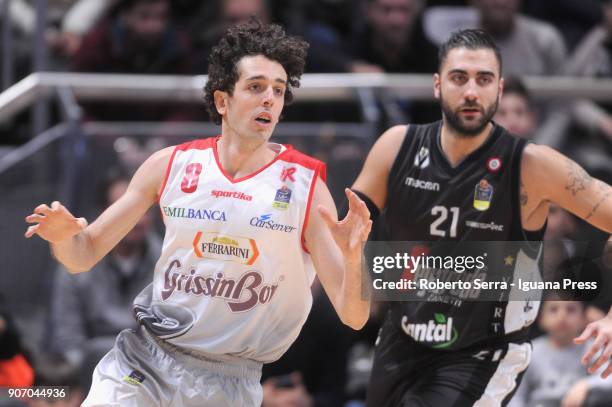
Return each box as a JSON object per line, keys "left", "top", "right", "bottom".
{"left": 192, "top": 232, "right": 259, "bottom": 265}
{"left": 414, "top": 147, "right": 430, "bottom": 169}
{"left": 123, "top": 370, "right": 145, "bottom": 385}
{"left": 181, "top": 163, "right": 202, "bottom": 193}
{"left": 272, "top": 185, "right": 292, "bottom": 210}
{"left": 281, "top": 166, "right": 296, "bottom": 182}
{"left": 486, "top": 157, "right": 502, "bottom": 173}
{"left": 473, "top": 179, "right": 494, "bottom": 211}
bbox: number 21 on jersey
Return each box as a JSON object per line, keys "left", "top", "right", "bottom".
{"left": 430, "top": 205, "right": 459, "bottom": 237}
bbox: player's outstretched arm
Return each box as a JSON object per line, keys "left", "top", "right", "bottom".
{"left": 24, "top": 146, "right": 173, "bottom": 273}
{"left": 524, "top": 145, "right": 612, "bottom": 378}
{"left": 523, "top": 144, "right": 612, "bottom": 233}
{"left": 305, "top": 180, "right": 372, "bottom": 330}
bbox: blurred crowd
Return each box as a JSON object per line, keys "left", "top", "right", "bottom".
{"left": 1, "top": 0, "right": 612, "bottom": 406}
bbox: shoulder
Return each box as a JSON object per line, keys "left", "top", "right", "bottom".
{"left": 162, "top": 138, "right": 217, "bottom": 167}
{"left": 521, "top": 143, "right": 564, "bottom": 175}
{"left": 281, "top": 147, "right": 325, "bottom": 169}
{"left": 174, "top": 137, "right": 217, "bottom": 153}
{"left": 372, "top": 124, "right": 410, "bottom": 156}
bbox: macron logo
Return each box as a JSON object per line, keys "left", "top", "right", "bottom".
{"left": 405, "top": 177, "right": 440, "bottom": 192}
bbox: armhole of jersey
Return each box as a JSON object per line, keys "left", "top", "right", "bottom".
{"left": 512, "top": 139, "right": 546, "bottom": 245}
{"left": 301, "top": 162, "right": 326, "bottom": 253}
{"left": 157, "top": 145, "right": 179, "bottom": 204}
{"left": 387, "top": 125, "right": 415, "bottom": 197}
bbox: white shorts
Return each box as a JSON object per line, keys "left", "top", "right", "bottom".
{"left": 82, "top": 327, "right": 263, "bottom": 407}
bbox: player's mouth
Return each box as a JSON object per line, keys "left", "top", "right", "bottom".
{"left": 459, "top": 107, "right": 482, "bottom": 117}
{"left": 254, "top": 112, "right": 273, "bottom": 127}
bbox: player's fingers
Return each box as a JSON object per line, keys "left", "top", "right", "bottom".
{"left": 582, "top": 334, "right": 605, "bottom": 365}
{"left": 317, "top": 205, "right": 337, "bottom": 230}
{"left": 50, "top": 201, "right": 62, "bottom": 211}
{"left": 34, "top": 204, "right": 51, "bottom": 215}
{"left": 25, "top": 214, "right": 45, "bottom": 223}
{"left": 77, "top": 217, "right": 88, "bottom": 229}
{"left": 359, "top": 198, "right": 370, "bottom": 219}
{"left": 363, "top": 220, "right": 373, "bottom": 240}
{"left": 347, "top": 189, "right": 371, "bottom": 220}
{"left": 588, "top": 341, "right": 612, "bottom": 373}
{"left": 346, "top": 189, "right": 360, "bottom": 212}
{"left": 24, "top": 224, "right": 39, "bottom": 238}
{"left": 601, "top": 362, "right": 612, "bottom": 379}
{"left": 575, "top": 324, "right": 596, "bottom": 344}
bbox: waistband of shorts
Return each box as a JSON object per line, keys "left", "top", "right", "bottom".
{"left": 139, "top": 326, "right": 262, "bottom": 381}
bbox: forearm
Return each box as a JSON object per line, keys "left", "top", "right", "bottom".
{"left": 337, "top": 255, "right": 370, "bottom": 330}
{"left": 51, "top": 230, "right": 96, "bottom": 273}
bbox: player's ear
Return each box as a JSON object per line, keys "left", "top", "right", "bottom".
{"left": 433, "top": 73, "right": 441, "bottom": 100}
{"left": 214, "top": 90, "right": 228, "bottom": 116}
{"left": 498, "top": 77, "right": 504, "bottom": 102}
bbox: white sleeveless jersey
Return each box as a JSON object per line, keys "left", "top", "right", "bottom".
{"left": 132, "top": 137, "right": 326, "bottom": 363}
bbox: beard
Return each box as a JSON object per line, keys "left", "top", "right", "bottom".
{"left": 440, "top": 92, "right": 499, "bottom": 138}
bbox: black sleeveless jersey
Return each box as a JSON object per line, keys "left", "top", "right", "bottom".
{"left": 381, "top": 121, "right": 545, "bottom": 350}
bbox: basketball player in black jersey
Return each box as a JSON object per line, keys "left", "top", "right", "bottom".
{"left": 352, "top": 29, "right": 612, "bottom": 406}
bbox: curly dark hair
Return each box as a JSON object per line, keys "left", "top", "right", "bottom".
{"left": 204, "top": 18, "right": 309, "bottom": 124}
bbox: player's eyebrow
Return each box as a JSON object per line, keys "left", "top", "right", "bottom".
{"left": 246, "top": 75, "right": 287, "bottom": 85}
{"left": 447, "top": 69, "right": 496, "bottom": 76}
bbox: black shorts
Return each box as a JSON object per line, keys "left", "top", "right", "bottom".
{"left": 366, "top": 318, "right": 531, "bottom": 407}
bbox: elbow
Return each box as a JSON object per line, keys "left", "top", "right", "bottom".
{"left": 341, "top": 313, "right": 369, "bottom": 330}
{"left": 60, "top": 257, "right": 95, "bottom": 274}
{"left": 64, "top": 264, "right": 92, "bottom": 274}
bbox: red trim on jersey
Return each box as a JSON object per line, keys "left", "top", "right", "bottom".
{"left": 158, "top": 137, "right": 216, "bottom": 204}
{"left": 279, "top": 149, "right": 327, "bottom": 182}
{"left": 175, "top": 137, "right": 216, "bottom": 152}
{"left": 213, "top": 136, "right": 295, "bottom": 184}
{"left": 301, "top": 161, "right": 327, "bottom": 253}
{"left": 157, "top": 145, "right": 179, "bottom": 204}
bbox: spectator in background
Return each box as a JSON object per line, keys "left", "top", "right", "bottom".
{"left": 0, "top": 294, "right": 33, "bottom": 388}
{"left": 189, "top": 0, "right": 271, "bottom": 73}
{"left": 309, "top": 0, "right": 440, "bottom": 123}
{"left": 493, "top": 76, "right": 537, "bottom": 139}
{"left": 47, "top": 0, "right": 118, "bottom": 60}
{"left": 261, "top": 282, "right": 351, "bottom": 407}
{"left": 564, "top": 1, "right": 612, "bottom": 146}
{"left": 509, "top": 294, "right": 612, "bottom": 407}
{"left": 349, "top": 0, "right": 437, "bottom": 73}
{"left": 0, "top": 0, "right": 116, "bottom": 71}
{"left": 306, "top": 0, "right": 438, "bottom": 74}
{"left": 71, "top": 0, "right": 196, "bottom": 121}
{"left": 523, "top": 0, "right": 605, "bottom": 52}
{"left": 49, "top": 168, "right": 160, "bottom": 391}
{"left": 474, "top": 0, "right": 567, "bottom": 76}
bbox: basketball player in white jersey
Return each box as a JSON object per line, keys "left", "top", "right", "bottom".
{"left": 24, "top": 19, "right": 372, "bottom": 406}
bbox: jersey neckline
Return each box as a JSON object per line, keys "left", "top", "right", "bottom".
{"left": 212, "top": 136, "right": 293, "bottom": 184}
{"left": 432, "top": 121, "right": 502, "bottom": 175}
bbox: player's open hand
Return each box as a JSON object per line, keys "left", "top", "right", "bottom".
{"left": 24, "top": 201, "right": 87, "bottom": 243}
{"left": 575, "top": 313, "right": 612, "bottom": 378}
{"left": 317, "top": 188, "right": 372, "bottom": 258}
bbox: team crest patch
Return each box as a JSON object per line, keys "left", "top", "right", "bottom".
{"left": 414, "top": 147, "right": 430, "bottom": 169}
{"left": 486, "top": 157, "right": 502, "bottom": 172}
{"left": 272, "top": 185, "right": 292, "bottom": 210}
{"left": 473, "top": 179, "right": 494, "bottom": 211}
{"left": 123, "top": 370, "right": 145, "bottom": 385}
